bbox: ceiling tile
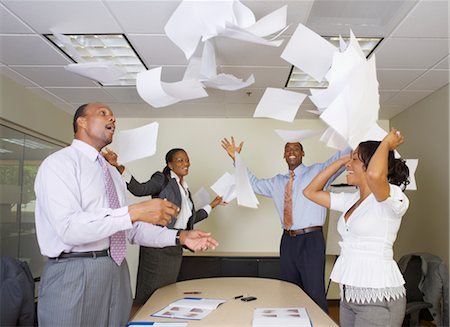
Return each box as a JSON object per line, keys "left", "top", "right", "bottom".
{"left": 224, "top": 88, "right": 265, "bottom": 104}
{"left": 128, "top": 35, "right": 188, "bottom": 66}
{"left": 105, "top": 1, "right": 180, "bottom": 34}
{"left": 374, "top": 37, "right": 449, "bottom": 69}
{"left": 0, "top": 35, "right": 70, "bottom": 65}
{"left": 379, "top": 90, "right": 399, "bottom": 104}
{"left": 11, "top": 66, "right": 99, "bottom": 87}
{"left": 377, "top": 69, "right": 426, "bottom": 90}
{"left": 215, "top": 37, "right": 289, "bottom": 66}
{"left": 2, "top": 0, "right": 122, "bottom": 33}
{"left": 385, "top": 90, "right": 433, "bottom": 107}
{"left": 103, "top": 87, "right": 145, "bottom": 103}
{"left": 434, "top": 55, "right": 449, "bottom": 69}
{"left": 26, "top": 87, "right": 71, "bottom": 105}
{"left": 221, "top": 66, "right": 291, "bottom": 88}
{"left": 392, "top": 0, "right": 449, "bottom": 38}
{"left": 225, "top": 103, "right": 257, "bottom": 117}
{"left": 306, "top": 0, "right": 417, "bottom": 37}
{"left": 404, "top": 69, "right": 450, "bottom": 91}
{"left": 45, "top": 87, "right": 118, "bottom": 103}
{"left": 0, "top": 66, "right": 39, "bottom": 87}
{"left": 0, "top": 3, "right": 34, "bottom": 33}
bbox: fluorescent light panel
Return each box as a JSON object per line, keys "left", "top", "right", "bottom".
{"left": 46, "top": 34, "right": 147, "bottom": 86}
{"left": 286, "top": 36, "right": 382, "bottom": 88}
{"left": 2, "top": 138, "right": 54, "bottom": 150}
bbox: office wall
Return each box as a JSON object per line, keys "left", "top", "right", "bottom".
{"left": 391, "top": 84, "right": 449, "bottom": 267}
{"left": 0, "top": 75, "right": 72, "bottom": 143}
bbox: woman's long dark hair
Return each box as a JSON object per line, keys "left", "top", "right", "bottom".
{"left": 162, "top": 148, "right": 186, "bottom": 177}
{"left": 358, "top": 141, "right": 410, "bottom": 190}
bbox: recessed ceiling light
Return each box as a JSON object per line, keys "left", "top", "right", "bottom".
{"left": 286, "top": 36, "right": 383, "bottom": 88}
{"left": 45, "top": 34, "right": 147, "bottom": 86}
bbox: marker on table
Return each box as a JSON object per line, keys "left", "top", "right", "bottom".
{"left": 183, "top": 291, "right": 202, "bottom": 294}
{"left": 234, "top": 295, "right": 243, "bottom": 299}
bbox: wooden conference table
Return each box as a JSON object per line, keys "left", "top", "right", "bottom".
{"left": 131, "top": 277, "right": 338, "bottom": 326}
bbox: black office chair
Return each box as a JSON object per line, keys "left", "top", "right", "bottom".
{"left": 401, "top": 255, "right": 433, "bottom": 327}
{"left": 0, "top": 256, "right": 36, "bottom": 326}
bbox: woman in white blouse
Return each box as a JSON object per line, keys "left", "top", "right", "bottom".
{"left": 303, "top": 128, "right": 410, "bottom": 327}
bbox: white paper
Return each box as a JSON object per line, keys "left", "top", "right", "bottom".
{"left": 253, "top": 307, "right": 311, "bottom": 327}
{"left": 211, "top": 172, "right": 237, "bottom": 203}
{"left": 243, "top": 5, "right": 287, "bottom": 38}
{"left": 65, "top": 63, "right": 126, "bottom": 84}
{"left": 405, "top": 159, "right": 418, "bottom": 190}
{"left": 51, "top": 30, "right": 83, "bottom": 63}
{"left": 203, "top": 73, "right": 255, "bottom": 91}
{"left": 152, "top": 297, "right": 226, "bottom": 321}
{"left": 217, "top": 22, "right": 284, "bottom": 47}
{"left": 274, "top": 129, "right": 322, "bottom": 143}
{"left": 320, "top": 127, "right": 349, "bottom": 150}
{"left": 192, "top": 187, "right": 212, "bottom": 209}
{"left": 320, "top": 56, "right": 379, "bottom": 149}
{"left": 137, "top": 67, "right": 208, "bottom": 108}
{"left": 117, "top": 122, "right": 159, "bottom": 164}
{"left": 281, "top": 23, "right": 337, "bottom": 82}
{"left": 234, "top": 153, "right": 259, "bottom": 208}
{"left": 253, "top": 88, "right": 306, "bottom": 122}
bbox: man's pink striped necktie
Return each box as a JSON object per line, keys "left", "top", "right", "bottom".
{"left": 98, "top": 154, "right": 126, "bottom": 265}
{"left": 283, "top": 170, "right": 295, "bottom": 230}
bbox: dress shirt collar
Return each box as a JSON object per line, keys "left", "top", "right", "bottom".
{"left": 72, "top": 139, "right": 100, "bottom": 162}
{"left": 287, "top": 164, "right": 305, "bottom": 177}
{"left": 170, "top": 170, "right": 189, "bottom": 192}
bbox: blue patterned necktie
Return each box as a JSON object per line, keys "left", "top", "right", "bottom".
{"left": 97, "top": 154, "right": 126, "bottom": 265}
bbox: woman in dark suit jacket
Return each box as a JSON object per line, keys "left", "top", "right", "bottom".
{"left": 104, "top": 148, "right": 223, "bottom": 305}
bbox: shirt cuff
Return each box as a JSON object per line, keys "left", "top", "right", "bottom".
{"left": 122, "top": 169, "right": 133, "bottom": 183}
{"left": 202, "top": 204, "right": 212, "bottom": 215}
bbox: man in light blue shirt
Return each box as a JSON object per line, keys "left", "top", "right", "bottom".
{"left": 222, "top": 137, "right": 349, "bottom": 312}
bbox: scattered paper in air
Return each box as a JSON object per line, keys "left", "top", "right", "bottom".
{"left": 117, "top": 122, "right": 159, "bottom": 164}
{"left": 254, "top": 88, "right": 306, "bottom": 122}
{"left": 275, "top": 129, "right": 323, "bottom": 143}
{"left": 192, "top": 187, "right": 212, "bottom": 209}
{"left": 137, "top": 67, "right": 208, "bottom": 108}
{"left": 234, "top": 153, "right": 259, "bottom": 208}
{"left": 211, "top": 172, "right": 237, "bottom": 203}
{"left": 405, "top": 159, "right": 418, "bottom": 190}
{"left": 281, "top": 23, "right": 337, "bottom": 82}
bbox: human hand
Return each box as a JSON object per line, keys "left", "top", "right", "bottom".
{"left": 338, "top": 153, "right": 351, "bottom": 166}
{"left": 382, "top": 128, "right": 404, "bottom": 151}
{"left": 102, "top": 147, "right": 119, "bottom": 167}
{"left": 210, "top": 196, "right": 225, "bottom": 209}
{"left": 129, "top": 198, "right": 179, "bottom": 225}
{"left": 221, "top": 137, "right": 243, "bottom": 161}
{"left": 180, "top": 230, "right": 219, "bottom": 252}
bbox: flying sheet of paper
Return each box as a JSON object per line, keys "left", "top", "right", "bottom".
{"left": 281, "top": 23, "right": 337, "bottom": 82}
{"left": 253, "top": 88, "right": 307, "bottom": 122}
{"left": 320, "top": 56, "right": 379, "bottom": 149}
{"left": 309, "top": 34, "right": 366, "bottom": 109}
{"left": 234, "top": 153, "right": 259, "bottom": 208}
{"left": 164, "top": 0, "right": 253, "bottom": 59}
{"left": 192, "top": 187, "right": 212, "bottom": 209}
{"left": 274, "top": 129, "right": 322, "bottom": 143}
{"left": 216, "top": 5, "right": 287, "bottom": 47}
{"left": 117, "top": 122, "right": 159, "bottom": 164}
{"left": 136, "top": 67, "right": 208, "bottom": 108}
{"left": 211, "top": 172, "right": 237, "bottom": 203}
{"left": 65, "top": 63, "right": 126, "bottom": 84}
{"left": 320, "top": 127, "right": 349, "bottom": 150}
{"left": 184, "top": 46, "right": 255, "bottom": 91}
{"left": 405, "top": 159, "right": 418, "bottom": 190}
{"left": 51, "top": 30, "right": 84, "bottom": 63}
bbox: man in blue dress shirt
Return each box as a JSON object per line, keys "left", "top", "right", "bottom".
{"left": 222, "top": 137, "right": 349, "bottom": 312}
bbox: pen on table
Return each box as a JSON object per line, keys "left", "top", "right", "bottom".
{"left": 234, "top": 295, "right": 243, "bottom": 299}
{"left": 183, "top": 291, "right": 201, "bottom": 294}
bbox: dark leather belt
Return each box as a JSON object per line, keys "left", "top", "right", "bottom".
{"left": 50, "top": 249, "right": 110, "bottom": 260}
{"left": 284, "top": 226, "right": 322, "bottom": 236}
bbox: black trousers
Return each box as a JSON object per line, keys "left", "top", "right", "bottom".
{"left": 280, "top": 230, "right": 328, "bottom": 313}
{"left": 134, "top": 245, "right": 183, "bottom": 305}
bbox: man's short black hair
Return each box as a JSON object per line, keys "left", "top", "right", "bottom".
{"left": 73, "top": 103, "right": 88, "bottom": 134}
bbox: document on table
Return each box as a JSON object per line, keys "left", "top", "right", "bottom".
{"left": 152, "top": 297, "right": 226, "bottom": 320}
{"left": 127, "top": 322, "right": 187, "bottom": 326}
{"left": 252, "top": 307, "right": 312, "bottom": 326}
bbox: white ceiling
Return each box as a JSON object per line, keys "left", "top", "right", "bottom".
{"left": 0, "top": 0, "right": 448, "bottom": 120}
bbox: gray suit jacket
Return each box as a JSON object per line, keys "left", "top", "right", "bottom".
{"left": 127, "top": 171, "right": 208, "bottom": 230}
